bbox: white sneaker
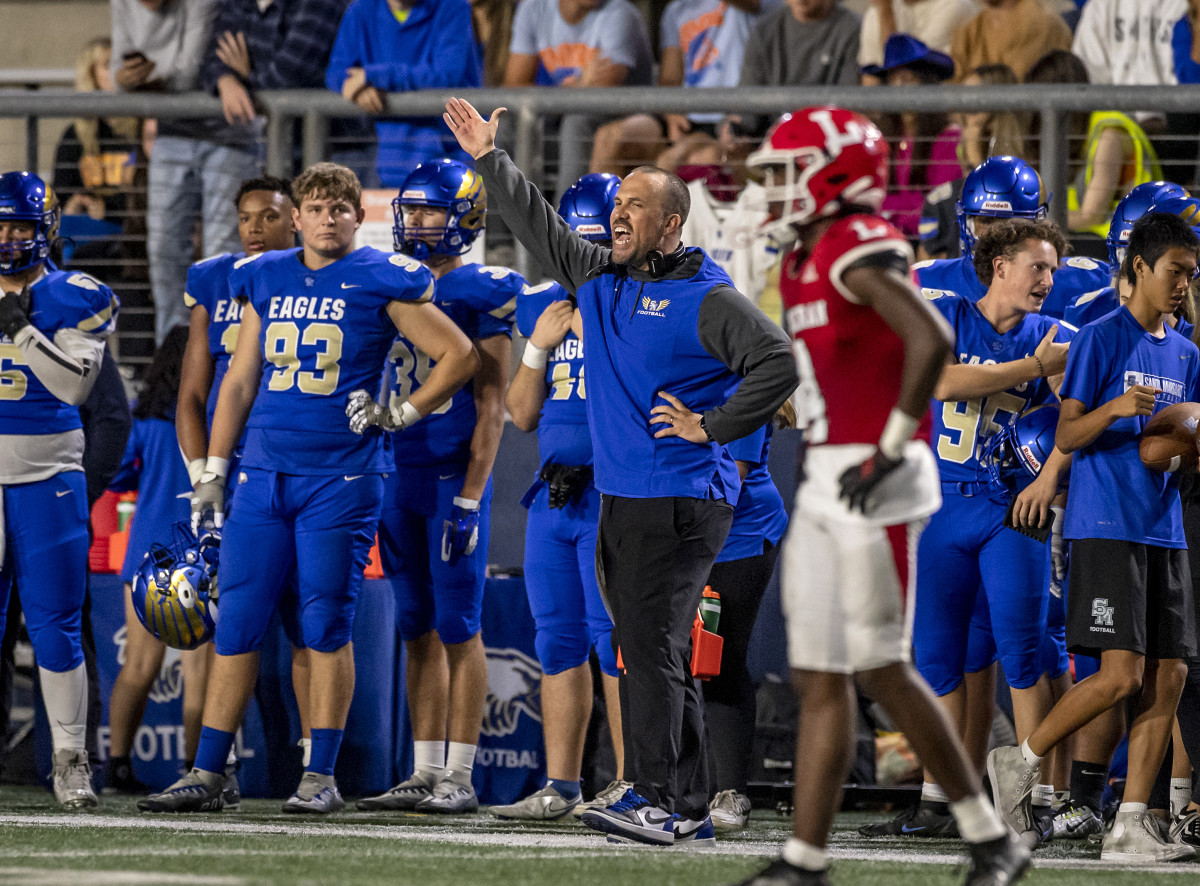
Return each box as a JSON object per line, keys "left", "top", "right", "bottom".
{"left": 1101, "top": 810, "right": 1197, "bottom": 863}
{"left": 357, "top": 771, "right": 436, "bottom": 811}
{"left": 573, "top": 779, "right": 633, "bottom": 819}
{"left": 986, "top": 745, "right": 1039, "bottom": 838}
{"left": 52, "top": 749, "right": 97, "bottom": 810}
{"left": 709, "top": 789, "right": 752, "bottom": 831}
{"left": 491, "top": 784, "right": 578, "bottom": 820}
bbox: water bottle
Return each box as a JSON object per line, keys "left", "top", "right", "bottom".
{"left": 117, "top": 497, "right": 136, "bottom": 532}
{"left": 699, "top": 586, "right": 721, "bottom": 634}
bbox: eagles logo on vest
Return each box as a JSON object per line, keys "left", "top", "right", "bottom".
{"left": 637, "top": 296, "right": 670, "bottom": 317}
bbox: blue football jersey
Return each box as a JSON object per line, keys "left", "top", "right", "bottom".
{"left": 1064, "top": 286, "right": 1119, "bottom": 330}
{"left": 230, "top": 246, "right": 434, "bottom": 474}
{"left": 0, "top": 269, "right": 118, "bottom": 436}
{"left": 388, "top": 263, "right": 521, "bottom": 468}
{"left": 515, "top": 280, "right": 591, "bottom": 467}
{"left": 917, "top": 255, "right": 1114, "bottom": 320}
{"left": 1042, "top": 256, "right": 1112, "bottom": 319}
{"left": 1061, "top": 306, "right": 1200, "bottom": 547}
{"left": 915, "top": 256, "right": 984, "bottom": 301}
{"left": 929, "top": 293, "right": 1074, "bottom": 486}
{"left": 185, "top": 252, "right": 246, "bottom": 429}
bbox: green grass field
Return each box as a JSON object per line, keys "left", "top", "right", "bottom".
{"left": 0, "top": 787, "right": 1196, "bottom": 885}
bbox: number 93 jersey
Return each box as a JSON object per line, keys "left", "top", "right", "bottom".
{"left": 231, "top": 246, "right": 434, "bottom": 474}
{"left": 781, "top": 214, "right": 919, "bottom": 446}
{"left": 388, "top": 263, "right": 520, "bottom": 467}
{"left": 928, "top": 292, "right": 1074, "bottom": 485}
{"left": 515, "top": 280, "right": 591, "bottom": 467}
{"left": 184, "top": 252, "right": 245, "bottom": 431}
{"left": 0, "top": 269, "right": 118, "bottom": 435}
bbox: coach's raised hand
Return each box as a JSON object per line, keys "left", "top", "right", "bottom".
{"left": 444, "top": 97, "right": 506, "bottom": 159}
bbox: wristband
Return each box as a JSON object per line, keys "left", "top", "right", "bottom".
{"left": 1032, "top": 354, "right": 1045, "bottom": 377}
{"left": 879, "top": 408, "right": 919, "bottom": 461}
{"left": 452, "top": 496, "right": 481, "bottom": 510}
{"left": 203, "top": 456, "right": 230, "bottom": 480}
{"left": 388, "top": 399, "right": 421, "bottom": 431}
{"left": 187, "top": 458, "right": 207, "bottom": 487}
{"left": 522, "top": 341, "right": 549, "bottom": 370}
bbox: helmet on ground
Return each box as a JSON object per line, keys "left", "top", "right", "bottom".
{"left": 558, "top": 172, "right": 620, "bottom": 242}
{"left": 0, "top": 171, "right": 59, "bottom": 275}
{"left": 745, "top": 106, "right": 889, "bottom": 235}
{"left": 130, "top": 524, "right": 220, "bottom": 650}
{"left": 956, "top": 157, "right": 1047, "bottom": 258}
{"left": 392, "top": 159, "right": 486, "bottom": 259}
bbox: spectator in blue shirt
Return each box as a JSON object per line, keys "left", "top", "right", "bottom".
{"left": 326, "top": 0, "right": 482, "bottom": 187}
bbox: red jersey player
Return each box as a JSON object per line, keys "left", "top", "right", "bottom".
{"left": 729, "top": 107, "right": 1029, "bottom": 886}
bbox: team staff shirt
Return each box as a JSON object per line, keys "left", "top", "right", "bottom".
{"left": 916, "top": 255, "right": 1111, "bottom": 319}
{"left": 228, "top": 246, "right": 434, "bottom": 475}
{"left": 388, "top": 262, "right": 520, "bottom": 467}
{"left": 510, "top": 0, "right": 655, "bottom": 87}
{"left": 474, "top": 149, "right": 796, "bottom": 503}
{"left": 515, "top": 281, "right": 592, "bottom": 468}
{"left": 184, "top": 252, "right": 245, "bottom": 429}
{"left": 928, "top": 293, "right": 1073, "bottom": 486}
{"left": 1060, "top": 305, "right": 1200, "bottom": 547}
{"left": 717, "top": 423, "right": 787, "bottom": 562}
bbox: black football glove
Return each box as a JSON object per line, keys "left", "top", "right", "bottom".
{"left": 0, "top": 287, "right": 31, "bottom": 339}
{"left": 838, "top": 448, "right": 903, "bottom": 515}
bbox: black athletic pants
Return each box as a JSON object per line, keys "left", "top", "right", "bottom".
{"left": 599, "top": 494, "right": 733, "bottom": 820}
{"left": 703, "top": 541, "right": 779, "bottom": 794}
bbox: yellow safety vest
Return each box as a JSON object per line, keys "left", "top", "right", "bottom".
{"left": 1068, "top": 111, "right": 1162, "bottom": 237}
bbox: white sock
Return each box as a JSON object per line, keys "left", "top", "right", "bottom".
{"left": 1171, "top": 778, "right": 1191, "bottom": 817}
{"left": 1118, "top": 801, "right": 1148, "bottom": 816}
{"left": 39, "top": 664, "right": 87, "bottom": 753}
{"left": 781, "top": 837, "right": 827, "bottom": 871}
{"left": 949, "top": 793, "right": 1007, "bottom": 843}
{"left": 1019, "top": 739, "right": 1042, "bottom": 768}
{"left": 414, "top": 740, "right": 445, "bottom": 777}
{"left": 446, "top": 741, "right": 475, "bottom": 776}
{"left": 298, "top": 737, "right": 312, "bottom": 769}
{"left": 920, "top": 781, "right": 949, "bottom": 804}
{"left": 1032, "top": 783, "right": 1054, "bottom": 808}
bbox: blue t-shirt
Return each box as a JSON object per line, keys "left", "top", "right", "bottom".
{"left": 110, "top": 413, "right": 191, "bottom": 582}
{"left": 389, "top": 262, "right": 521, "bottom": 468}
{"left": 929, "top": 294, "right": 1072, "bottom": 486}
{"left": 230, "top": 246, "right": 434, "bottom": 475}
{"left": 515, "top": 280, "right": 592, "bottom": 467}
{"left": 1060, "top": 306, "right": 1200, "bottom": 547}
{"left": 916, "top": 254, "right": 1112, "bottom": 320}
{"left": 185, "top": 252, "right": 245, "bottom": 430}
{"left": 0, "top": 269, "right": 118, "bottom": 436}
{"left": 717, "top": 423, "right": 787, "bottom": 562}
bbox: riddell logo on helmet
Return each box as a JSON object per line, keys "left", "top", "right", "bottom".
{"left": 981, "top": 200, "right": 1012, "bottom": 211}
{"left": 575, "top": 224, "right": 606, "bottom": 236}
{"left": 0, "top": 207, "right": 13, "bottom": 213}
{"left": 401, "top": 190, "right": 426, "bottom": 200}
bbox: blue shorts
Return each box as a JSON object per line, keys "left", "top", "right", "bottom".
{"left": 0, "top": 472, "right": 89, "bottom": 672}
{"left": 214, "top": 469, "right": 383, "bottom": 655}
{"left": 523, "top": 484, "right": 616, "bottom": 677}
{"left": 377, "top": 464, "right": 491, "bottom": 645}
{"left": 914, "top": 491, "right": 1049, "bottom": 695}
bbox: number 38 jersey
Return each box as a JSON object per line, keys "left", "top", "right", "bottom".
{"left": 388, "top": 263, "right": 520, "bottom": 468}
{"left": 515, "top": 280, "right": 591, "bottom": 467}
{"left": 781, "top": 213, "right": 920, "bottom": 446}
{"left": 927, "top": 294, "right": 1073, "bottom": 485}
{"left": 229, "top": 246, "right": 434, "bottom": 475}
{"left": 184, "top": 252, "right": 244, "bottom": 430}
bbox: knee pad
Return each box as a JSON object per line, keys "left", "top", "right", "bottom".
{"left": 534, "top": 627, "right": 591, "bottom": 676}
{"left": 301, "top": 596, "right": 355, "bottom": 653}
{"left": 26, "top": 621, "right": 83, "bottom": 673}
{"left": 1038, "top": 626, "right": 1068, "bottom": 680}
{"left": 591, "top": 627, "right": 618, "bottom": 677}
{"left": 435, "top": 605, "right": 481, "bottom": 647}
{"left": 999, "top": 645, "right": 1045, "bottom": 690}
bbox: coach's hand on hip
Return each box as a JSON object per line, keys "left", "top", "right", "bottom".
{"left": 650, "top": 391, "right": 709, "bottom": 444}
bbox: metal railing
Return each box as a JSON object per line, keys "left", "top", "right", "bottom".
{"left": 1, "top": 83, "right": 1197, "bottom": 358}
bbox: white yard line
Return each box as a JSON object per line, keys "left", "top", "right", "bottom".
{"left": 0, "top": 868, "right": 243, "bottom": 885}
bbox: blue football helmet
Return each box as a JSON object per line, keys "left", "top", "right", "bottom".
{"left": 558, "top": 173, "right": 620, "bottom": 242}
{"left": 0, "top": 171, "right": 59, "bottom": 275}
{"left": 392, "top": 159, "right": 486, "bottom": 259}
{"left": 980, "top": 403, "right": 1061, "bottom": 491}
{"left": 956, "top": 156, "right": 1048, "bottom": 258}
{"left": 1108, "top": 181, "right": 1189, "bottom": 269}
{"left": 130, "top": 524, "right": 220, "bottom": 650}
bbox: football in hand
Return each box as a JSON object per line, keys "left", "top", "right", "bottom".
{"left": 1139, "top": 402, "right": 1200, "bottom": 473}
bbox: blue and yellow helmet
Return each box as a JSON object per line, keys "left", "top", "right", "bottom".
{"left": 130, "top": 524, "right": 220, "bottom": 651}
{"left": 956, "top": 156, "right": 1047, "bottom": 259}
{"left": 0, "top": 171, "right": 59, "bottom": 275}
{"left": 392, "top": 159, "right": 486, "bottom": 259}
{"left": 980, "top": 403, "right": 1061, "bottom": 492}
{"left": 558, "top": 172, "right": 620, "bottom": 242}
{"left": 1108, "top": 181, "right": 1189, "bottom": 269}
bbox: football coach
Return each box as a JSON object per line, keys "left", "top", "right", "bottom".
{"left": 445, "top": 97, "right": 798, "bottom": 845}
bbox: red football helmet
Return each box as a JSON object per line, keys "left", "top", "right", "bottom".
{"left": 746, "top": 106, "right": 890, "bottom": 235}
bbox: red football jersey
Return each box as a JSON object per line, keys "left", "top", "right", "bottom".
{"left": 781, "top": 213, "right": 924, "bottom": 446}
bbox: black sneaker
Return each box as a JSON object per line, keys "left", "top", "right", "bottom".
{"left": 730, "top": 857, "right": 831, "bottom": 886}
{"left": 858, "top": 804, "right": 959, "bottom": 838}
{"left": 102, "top": 758, "right": 150, "bottom": 796}
{"left": 1023, "top": 804, "right": 1055, "bottom": 848}
{"left": 1171, "top": 809, "right": 1200, "bottom": 847}
{"left": 964, "top": 833, "right": 1031, "bottom": 886}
